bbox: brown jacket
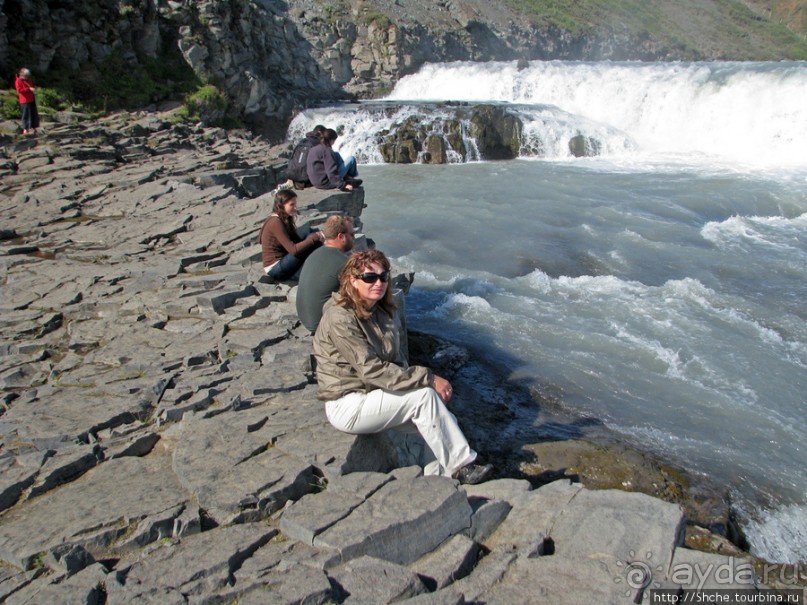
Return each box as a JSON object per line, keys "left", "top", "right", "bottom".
{"left": 258, "top": 215, "right": 319, "bottom": 268}
{"left": 313, "top": 295, "right": 432, "bottom": 401}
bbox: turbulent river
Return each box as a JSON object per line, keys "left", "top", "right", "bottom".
{"left": 287, "top": 60, "right": 807, "bottom": 564}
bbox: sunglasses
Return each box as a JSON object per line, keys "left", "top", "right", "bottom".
{"left": 355, "top": 271, "right": 390, "bottom": 284}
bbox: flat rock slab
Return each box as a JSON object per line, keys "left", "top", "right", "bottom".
{"left": 279, "top": 471, "right": 393, "bottom": 545}
{"left": 222, "top": 536, "right": 337, "bottom": 603}
{"left": 549, "top": 486, "right": 685, "bottom": 567}
{"left": 106, "top": 523, "right": 277, "bottom": 603}
{"left": 667, "top": 549, "right": 757, "bottom": 589}
{"left": 314, "top": 475, "right": 473, "bottom": 565}
{"left": 456, "top": 479, "right": 686, "bottom": 602}
{"left": 0, "top": 370, "right": 159, "bottom": 446}
{"left": 3, "top": 562, "right": 108, "bottom": 605}
{"left": 171, "top": 405, "right": 319, "bottom": 523}
{"left": 474, "top": 478, "right": 584, "bottom": 551}
{"left": 217, "top": 562, "right": 334, "bottom": 604}
{"left": 0, "top": 451, "right": 190, "bottom": 570}
{"left": 0, "top": 450, "right": 47, "bottom": 512}
{"left": 329, "top": 555, "right": 428, "bottom": 603}
{"left": 409, "top": 533, "right": 480, "bottom": 590}
{"left": 478, "top": 554, "right": 629, "bottom": 604}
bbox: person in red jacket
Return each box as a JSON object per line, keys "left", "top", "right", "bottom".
{"left": 14, "top": 68, "right": 39, "bottom": 135}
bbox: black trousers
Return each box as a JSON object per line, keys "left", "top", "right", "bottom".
{"left": 20, "top": 102, "right": 39, "bottom": 130}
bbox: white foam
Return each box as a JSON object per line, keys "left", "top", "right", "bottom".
{"left": 388, "top": 60, "right": 807, "bottom": 168}
{"left": 701, "top": 213, "right": 807, "bottom": 258}
{"left": 433, "top": 292, "right": 493, "bottom": 320}
{"left": 743, "top": 501, "right": 807, "bottom": 564}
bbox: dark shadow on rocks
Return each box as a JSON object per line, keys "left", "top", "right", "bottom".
{"left": 343, "top": 434, "right": 399, "bottom": 474}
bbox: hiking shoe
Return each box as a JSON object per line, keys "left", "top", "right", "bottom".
{"left": 346, "top": 177, "right": 363, "bottom": 187}
{"left": 276, "top": 179, "right": 294, "bottom": 191}
{"left": 453, "top": 463, "right": 494, "bottom": 485}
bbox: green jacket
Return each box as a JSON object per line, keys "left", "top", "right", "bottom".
{"left": 313, "top": 294, "right": 432, "bottom": 401}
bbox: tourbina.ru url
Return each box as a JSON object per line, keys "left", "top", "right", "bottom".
{"left": 649, "top": 589, "right": 804, "bottom": 604}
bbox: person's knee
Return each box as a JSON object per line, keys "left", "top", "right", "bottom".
{"left": 409, "top": 387, "right": 442, "bottom": 412}
{"left": 414, "top": 386, "right": 439, "bottom": 398}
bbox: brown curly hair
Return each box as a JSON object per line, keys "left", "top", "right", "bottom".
{"left": 337, "top": 249, "right": 396, "bottom": 320}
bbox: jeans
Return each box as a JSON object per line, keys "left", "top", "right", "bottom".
{"left": 267, "top": 250, "right": 310, "bottom": 281}
{"left": 266, "top": 225, "right": 319, "bottom": 281}
{"left": 335, "top": 153, "right": 358, "bottom": 179}
{"left": 325, "top": 387, "right": 477, "bottom": 477}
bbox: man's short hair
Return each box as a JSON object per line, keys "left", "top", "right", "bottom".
{"left": 321, "top": 215, "right": 353, "bottom": 240}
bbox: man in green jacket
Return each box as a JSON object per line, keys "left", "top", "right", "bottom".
{"left": 295, "top": 215, "right": 355, "bottom": 332}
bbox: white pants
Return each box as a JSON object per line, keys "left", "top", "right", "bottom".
{"left": 325, "top": 387, "right": 476, "bottom": 477}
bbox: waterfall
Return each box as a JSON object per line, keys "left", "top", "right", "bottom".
{"left": 287, "top": 60, "right": 807, "bottom": 168}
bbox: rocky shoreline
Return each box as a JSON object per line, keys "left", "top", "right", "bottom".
{"left": 0, "top": 111, "right": 798, "bottom": 603}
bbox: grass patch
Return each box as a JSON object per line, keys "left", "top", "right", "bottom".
{"left": 17, "top": 42, "right": 203, "bottom": 117}
{"left": 2, "top": 42, "right": 235, "bottom": 127}
{"left": 502, "top": 0, "right": 686, "bottom": 36}
{"left": 713, "top": 0, "right": 807, "bottom": 59}
{"left": 176, "top": 84, "right": 240, "bottom": 128}
{"left": 360, "top": 7, "right": 393, "bottom": 29}
{"left": 0, "top": 91, "right": 19, "bottom": 120}
{"left": 30, "top": 552, "right": 47, "bottom": 570}
{"left": 315, "top": 0, "right": 350, "bottom": 25}
{"left": 1, "top": 86, "right": 76, "bottom": 120}
{"left": 501, "top": 0, "right": 807, "bottom": 58}
{"left": 501, "top": 0, "right": 602, "bottom": 34}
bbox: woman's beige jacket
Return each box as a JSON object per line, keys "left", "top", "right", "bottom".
{"left": 313, "top": 295, "right": 432, "bottom": 401}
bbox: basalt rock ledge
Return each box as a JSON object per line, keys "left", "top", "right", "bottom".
{"left": 0, "top": 111, "right": 784, "bottom": 603}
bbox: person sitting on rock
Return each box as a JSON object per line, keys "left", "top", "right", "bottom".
{"left": 274, "top": 124, "right": 327, "bottom": 193}
{"left": 313, "top": 249, "right": 493, "bottom": 485}
{"left": 306, "top": 128, "right": 362, "bottom": 192}
{"left": 296, "top": 215, "right": 356, "bottom": 333}
{"left": 258, "top": 190, "right": 323, "bottom": 281}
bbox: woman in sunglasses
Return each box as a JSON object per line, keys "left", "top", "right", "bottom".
{"left": 313, "top": 249, "right": 493, "bottom": 484}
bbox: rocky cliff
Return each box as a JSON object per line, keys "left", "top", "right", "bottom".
{"left": 2, "top": 0, "right": 805, "bottom": 138}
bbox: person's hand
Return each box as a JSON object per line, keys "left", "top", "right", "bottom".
{"left": 433, "top": 375, "right": 453, "bottom": 403}
{"left": 345, "top": 184, "right": 353, "bottom": 191}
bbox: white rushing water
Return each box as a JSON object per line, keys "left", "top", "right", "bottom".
{"left": 287, "top": 60, "right": 807, "bottom": 564}
{"left": 387, "top": 60, "right": 807, "bottom": 168}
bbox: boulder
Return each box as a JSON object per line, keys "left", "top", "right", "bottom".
{"left": 469, "top": 105, "right": 523, "bottom": 160}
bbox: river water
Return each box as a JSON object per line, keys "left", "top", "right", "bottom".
{"left": 286, "top": 60, "right": 807, "bottom": 564}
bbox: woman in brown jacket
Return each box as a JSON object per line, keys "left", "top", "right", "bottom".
{"left": 258, "top": 190, "right": 323, "bottom": 280}
{"left": 313, "top": 249, "right": 493, "bottom": 484}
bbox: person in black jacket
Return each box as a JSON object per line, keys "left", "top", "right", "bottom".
{"left": 306, "top": 128, "right": 361, "bottom": 191}
{"left": 281, "top": 124, "right": 327, "bottom": 189}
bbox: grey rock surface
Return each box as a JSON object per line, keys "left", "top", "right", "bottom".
{"left": 0, "top": 452, "right": 189, "bottom": 570}
{"left": 313, "top": 474, "right": 473, "bottom": 565}
{"left": 0, "top": 112, "right": 770, "bottom": 603}
{"left": 329, "top": 555, "right": 428, "bottom": 603}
